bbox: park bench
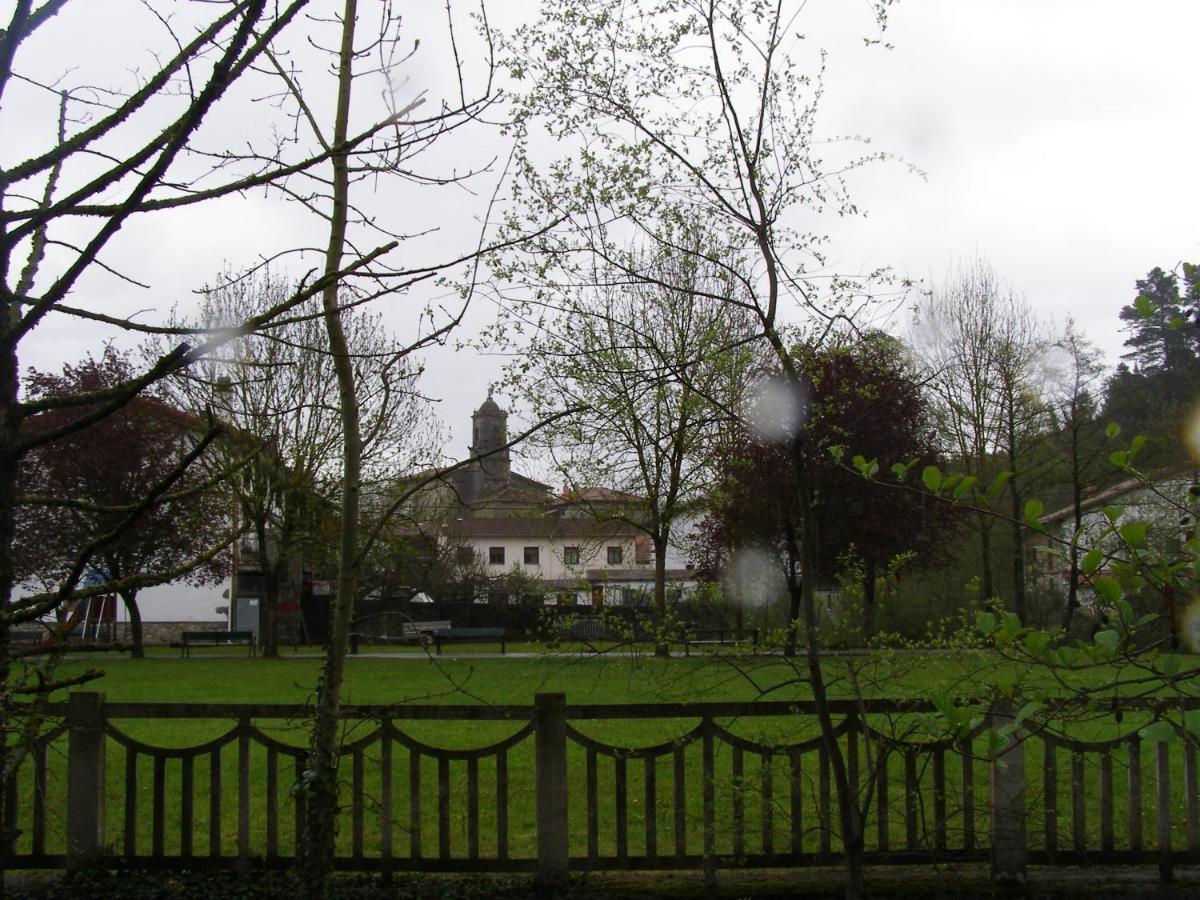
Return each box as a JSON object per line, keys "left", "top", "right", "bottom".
{"left": 180, "top": 630, "right": 256, "bottom": 657}
{"left": 432, "top": 626, "right": 506, "bottom": 655}
{"left": 402, "top": 621, "right": 451, "bottom": 642}
{"left": 682, "top": 627, "right": 759, "bottom": 656}
{"left": 349, "top": 620, "right": 450, "bottom": 654}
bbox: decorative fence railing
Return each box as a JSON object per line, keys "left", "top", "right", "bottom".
{"left": 6, "top": 693, "right": 1199, "bottom": 884}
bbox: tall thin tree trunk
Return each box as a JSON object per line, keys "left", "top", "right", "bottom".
{"left": 788, "top": 468, "right": 865, "bottom": 899}
{"left": 301, "top": 2, "right": 361, "bottom": 896}
{"left": 653, "top": 532, "right": 669, "bottom": 658}
{"left": 0, "top": 336, "right": 21, "bottom": 884}
{"left": 979, "top": 516, "right": 995, "bottom": 602}
{"left": 1062, "top": 431, "right": 1083, "bottom": 634}
{"left": 784, "top": 541, "right": 800, "bottom": 658}
{"left": 1007, "top": 418, "right": 1027, "bottom": 624}
{"left": 256, "top": 519, "right": 281, "bottom": 658}
{"left": 861, "top": 557, "right": 877, "bottom": 642}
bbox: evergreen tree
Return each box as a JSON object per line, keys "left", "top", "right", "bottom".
{"left": 1105, "top": 263, "right": 1200, "bottom": 467}
{"left": 1118, "top": 265, "right": 1200, "bottom": 373}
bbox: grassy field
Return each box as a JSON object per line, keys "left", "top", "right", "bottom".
{"left": 49, "top": 643, "right": 1173, "bottom": 706}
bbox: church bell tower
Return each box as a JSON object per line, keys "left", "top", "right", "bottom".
{"left": 470, "top": 389, "right": 510, "bottom": 494}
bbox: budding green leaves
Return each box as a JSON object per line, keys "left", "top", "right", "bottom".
{"left": 1119, "top": 522, "right": 1149, "bottom": 548}
{"left": 976, "top": 611, "right": 996, "bottom": 636}
{"left": 1091, "top": 576, "right": 1122, "bottom": 607}
{"left": 922, "top": 465, "right": 941, "bottom": 492}
{"left": 1080, "top": 547, "right": 1104, "bottom": 575}
{"left": 1093, "top": 629, "right": 1120, "bottom": 657}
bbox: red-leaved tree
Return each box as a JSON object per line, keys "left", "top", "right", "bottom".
{"left": 695, "top": 332, "right": 956, "bottom": 639}
{"left": 16, "top": 346, "right": 231, "bottom": 657}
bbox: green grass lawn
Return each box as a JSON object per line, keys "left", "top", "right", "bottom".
{"left": 51, "top": 644, "right": 1194, "bottom": 706}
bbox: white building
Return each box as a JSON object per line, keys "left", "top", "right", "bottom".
{"left": 405, "top": 393, "right": 697, "bottom": 607}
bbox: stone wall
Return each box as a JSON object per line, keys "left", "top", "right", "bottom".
{"left": 112, "top": 620, "right": 227, "bottom": 645}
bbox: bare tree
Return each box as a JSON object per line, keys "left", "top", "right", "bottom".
{"left": 500, "top": 2, "right": 900, "bottom": 894}
{"left": 506, "top": 241, "right": 755, "bottom": 654}
{"left": 242, "top": 4, "right": 520, "bottom": 894}
{"left": 913, "top": 260, "right": 1050, "bottom": 621}
{"left": 0, "top": 1, "right": 340, "bottom": 871}
{"left": 164, "top": 269, "right": 438, "bottom": 657}
{"left": 992, "top": 301, "right": 1052, "bottom": 624}
{"left": 0, "top": 1, "right": 503, "bottom": 884}
{"left": 1047, "top": 318, "right": 1108, "bottom": 632}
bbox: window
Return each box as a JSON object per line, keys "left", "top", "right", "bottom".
{"left": 607, "top": 546, "right": 623, "bottom": 565}
{"left": 563, "top": 546, "right": 580, "bottom": 566}
{"left": 456, "top": 546, "right": 475, "bottom": 565}
{"left": 489, "top": 546, "right": 505, "bottom": 565}
{"left": 524, "top": 546, "right": 540, "bottom": 566}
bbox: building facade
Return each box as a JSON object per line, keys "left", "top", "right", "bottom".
{"left": 407, "top": 393, "right": 696, "bottom": 607}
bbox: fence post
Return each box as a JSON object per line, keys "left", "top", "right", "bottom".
{"left": 535, "top": 693, "right": 569, "bottom": 890}
{"left": 66, "top": 691, "right": 106, "bottom": 868}
{"left": 988, "top": 704, "right": 1027, "bottom": 885}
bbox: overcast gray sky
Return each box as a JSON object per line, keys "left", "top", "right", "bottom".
{"left": 8, "top": 0, "right": 1199, "bottom": 461}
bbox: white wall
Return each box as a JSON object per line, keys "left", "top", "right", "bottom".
{"left": 134, "top": 578, "right": 231, "bottom": 622}
{"left": 463, "top": 536, "right": 640, "bottom": 581}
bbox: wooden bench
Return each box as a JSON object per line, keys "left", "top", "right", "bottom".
{"left": 181, "top": 630, "right": 256, "bottom": 657}
{"left": 432, "top": 627, "right": 506, "bottom": 655}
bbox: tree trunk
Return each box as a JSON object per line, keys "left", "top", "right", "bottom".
{"left": 1060, "top": 414, "right": 1093, "bottom": 637}
{"left": 1164, "top": 583, "right": 1180, "bottom": 650}
{"left": 783, "top": 541, "right": 800, "bottom": 658}
{"left": 301, "top": 3, "right": 361, "bottom": 896}
{"left": 979, "top": 516, "right": 995, "bottom": 603}
{"left": 256, "top": 519, "right": 281, "bottom": 659}
{"left": 1062, "top": 542, "right": 1079, "bottom": 634}
{"left": 1009, "top": 484, "right": 1027, "bottom": 625}
{"left": 653, "top": 532, "right": 669, "bottom": 658}
{"left": 0, "top": 336, "right": 21, "bottom": 884}
{"left": 861, "top": 557, "right": 877, "bottom": 642}
{"left": 789, "top": 468, "right": 865, "bottom": 899}
{"left": 1062, "top": 479, "right": 1083, "bottom": 635}
{"left": 118, "top": 588, "right": 145, "bottom": 659}
{"left": 1007, "top": 430, "right": 1027, "bottom": 624}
